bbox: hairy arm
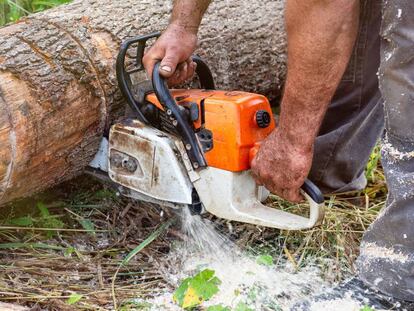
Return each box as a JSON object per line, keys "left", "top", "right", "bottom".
{"left": 143, "top": 0, "right": 211, "bottom": 84}
{"left": 252, "top": 0, "right": 360, "bottom": 201}
{"left": 169, "top": 0, "right": 211, "bottom": 32}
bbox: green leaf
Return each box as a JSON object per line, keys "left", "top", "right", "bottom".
{"left": 78, "top": 219, "right": 95, "bottom": 236}
{"left": 0, "top": 0, "right": 72, "bottom": 27}
{"left": 247, "top": 286, "right": 258, "bottom": 301}
{"left": 365, "top": 145, "right": 381, "bottom": 183}
{"left": 207, "top": 305, "right": 231, "bottom": 311}
{"left": 64, "top": 246, "right": 75, "bottom": 257}
{"left": 191, "top": 269, "right": 221, "bottom": 300}
{"left": 173, "top": 277, "right": 192, "bottom": 308}
{"left": 35, "top": 201, "right": 65, "bottom": 237}
{"left": 173, "top": 269, "right": 221, "bottom": 309}
{"left": 360, "top": 306, "right": 374, "bottom": 311}
{"left": 32, "top": 0, "right": 71, "bottom": 8}
{"left": 36, "top": 202, "right": 50, "bottom": 217}
{"left": 256, "top": 254, "right": 274, "bottom": 266}
{"left": 234, "top": 302, "right": 254, "bottom": 311}
{"left": 10, "top": 216, "right": 33, "bottom": 227}
{"left": 66, "top": 293, "right": 83, "bottom": 305}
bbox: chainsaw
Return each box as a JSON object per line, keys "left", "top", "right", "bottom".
{"left": 91, "top": 32, "right": 325, "bottom": 230}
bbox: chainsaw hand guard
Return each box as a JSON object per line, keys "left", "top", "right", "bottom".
{"left": 116, "top": 32, "right": 161, "bottom": 123}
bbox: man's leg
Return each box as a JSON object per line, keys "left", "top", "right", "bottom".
{"left": 309, "top": 0, "right": 384, "bottom": 194}
{"left": 357, "top": 0, "right": 414, "bottom": 301}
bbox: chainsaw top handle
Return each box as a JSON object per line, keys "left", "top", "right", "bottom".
{"left": 116, "top": 32, "right": 215, "bottom": 124}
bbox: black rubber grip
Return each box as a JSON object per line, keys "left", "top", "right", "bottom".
{"left": 301, "top": 179, "right": 324, "bottom": 204}
{"left": 191, "top": 55, "right": 215, "bottom": 90}
{"left": 152, "top": 62, "right": 207, "bottom": 168}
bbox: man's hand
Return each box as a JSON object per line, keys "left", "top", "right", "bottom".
{"left": 143, "top": 25, "right": 198, "bottom": 86}
{"left": 143, "top": 0, "right": 212, "bottom": 85}
{"left": 251, "top": 131, "right": 313, "bottom": 202}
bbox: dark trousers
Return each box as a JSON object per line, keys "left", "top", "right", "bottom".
{"left": 309, "top": 0, "right": 414, "bottom": 301}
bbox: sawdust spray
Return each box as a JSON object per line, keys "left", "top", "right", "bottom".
{"left": 151, "top": 208, "right": 332, "bottom": 310}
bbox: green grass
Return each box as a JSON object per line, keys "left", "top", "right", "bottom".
{"left": 0, "top": 0, "right": 71, "bottom": 26}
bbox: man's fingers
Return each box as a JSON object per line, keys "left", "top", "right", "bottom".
{"left": 281, "top": 188, "right": 304, "bottom": 203}
{"left": 167, "top": 60, "right": 197, "bottom": 86}
{"left": 142, "top": 41, "right": 194, "bottom": 85}
{"left": 143, "top": 50, "right": 160, "bottom": 80}
{"left": 167, "top": 62, "right": 186, "bottom": 86}
{"left": 145, "top": 59, "right": 157, "bottom": 80}
{"left": 250, "top": 170, "right": 263, "bottom": 186}
{"left": 185, "top": 61, "right": 197, "bottom": 82}
{"left": 250, "top": 160, "right": 261, "bottom": 185}
{"left": 176, "top": 62, "right": 189, "bottom": 83}
{"left": 254, "top": 171, "right": 303, "bottom": 203}
{"left": 160, "top": 49, "right": 180, "bottom": 78}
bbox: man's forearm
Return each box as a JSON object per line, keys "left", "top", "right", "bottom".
{"left": 170, "top": 0, "right": 212, "bottom": 33}
{"left": 279, "top": 0, "right": 360, "bottom": 150}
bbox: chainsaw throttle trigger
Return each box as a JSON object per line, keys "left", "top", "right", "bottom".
{"left": 152, "top": 61, "right": 208, "bottom": 169}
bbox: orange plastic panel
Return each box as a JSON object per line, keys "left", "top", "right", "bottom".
{"left": 146, "top": 89, "right": 276, "bottom": 172}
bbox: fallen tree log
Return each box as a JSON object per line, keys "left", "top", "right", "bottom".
{"left": 0, "top": 0, "right": 287, "bottom": 206}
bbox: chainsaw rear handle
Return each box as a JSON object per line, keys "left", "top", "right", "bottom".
{"left": 249, "top": 142, "right": 324, "bottom": 205}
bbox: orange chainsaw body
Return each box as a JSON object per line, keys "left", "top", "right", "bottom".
{"left": 146, "top": 89, "right": 276, "bottom": 172}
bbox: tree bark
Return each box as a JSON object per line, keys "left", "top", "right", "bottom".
{"left": 0, "top": 0, "right": 286, "bottom": 206}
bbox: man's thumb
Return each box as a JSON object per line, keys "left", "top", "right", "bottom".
{"left": 159, "top": 50, "right": 180, "bottom": 78}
